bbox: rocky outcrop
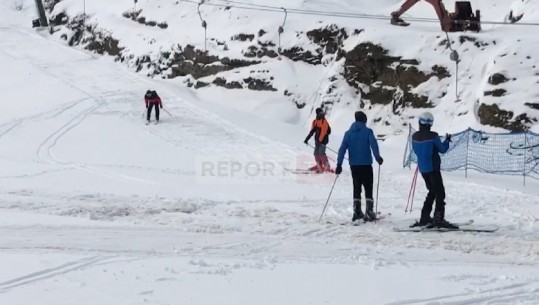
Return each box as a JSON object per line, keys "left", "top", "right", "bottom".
{"left": 243, "top": 46, "right": 278, "bottom": 59}
{"left": 280, "top": 24, "right": 349, "bottom": 65}
{"left": 488, "top": 73, "right": 509, "bottom": 85}
{"left": 306, "top": 25, "right": 348, "bottom": 55}
{"left": 484, "top": 89, "right": 507, "bottom": 97}
{"left": 525, "top": 103, "right": 539, "bottom": 110}
{"left": 122, "top": 10, "right": 168, "bottom": 29}
{"left": 49, "top": 12, "right": 124, "bottom": 57}
{"left": 148, "top": 45, "right": 261, "bottom": 79}
{"left": 478, "top": 104, "right": 534, "bottom": 131}
{"left": 232, "top": 34, "right": 255, "bottom": 42}
{"left": 213, "top": 77, "right": 243, "bottom": 89}
{"left": 343, "top": 42, "right": 450, "bottom": 109}
{"left": 243, "top": 77, "right": 277, "bottom": 91}
{"left": 280, "top": 47, "right": 322, "bottom": 65}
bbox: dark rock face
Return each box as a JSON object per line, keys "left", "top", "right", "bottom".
{"left": 243, "top": 46, "right": 278, "bottom": 59}
{"left": 194, "top": 81, "right": 210, "bottom": 89}
{"left": 478, "top": 104, "right": 533, "bottom": 131}
{"left": 280, "top": 47, "right": 322, "bottom": 65}
{"left": 49, "top": 11, "right": 68, "bottom": 26}
{"left": 525, "top": 103, "right": 539, "bottom": 110}
{"left": 484, "top": 89, "right": 507, "bottom": 97}
{"left": 50, "top": 13, "right": 124, "bottom": 57}
{"left": 122, "top": 10, "right": 168, "bottom": 29}
{"left": 232, "top": 34, "right": 255, "bottom": 42}
{"left": 306, "top": 25, "right": 348, "bottom": 55}
{"left": 213, "top": 77, "right": 243, "bottom": 89}
{"left": 488, "top": 73, "right": 509, "bottom": 85}
{"left": 280, "top": 24, "right": 349, "bottom": 65}
{"left": 343, "top": 42, "right": 450, "bottom": 109}
{"left": 243, "top": 77, "right": 277, "bottom": 91}
{"left": 162, "top": 45, "right": 261, "bottom": 79}
{"left": 87, "top": 34, "right": 123, "bottom": 56}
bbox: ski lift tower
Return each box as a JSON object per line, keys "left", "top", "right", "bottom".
{"left": 33, "top": 0, "right": 49, "bottom": 27}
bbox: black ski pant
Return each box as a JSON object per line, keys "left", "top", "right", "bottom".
{"left": 147, "top": 103, "right": 160, "bottom": 121}
{"left": 421, "top": 170, "right": 446, "bottom": 220}
{"left": 351, "top": 165, "right": 373, "bottom": 204}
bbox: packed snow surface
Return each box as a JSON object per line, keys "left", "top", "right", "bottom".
{"left": 0, "top": 1, "right": 538, "bottom": 304}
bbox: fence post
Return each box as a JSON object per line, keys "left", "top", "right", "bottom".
{"left": 403, "top": 124, "right": 411, "bottom": 169}
{"left": 465, "top": 127, "right": 470, "bottom": 178}
{"left": 523, "top": 131, "right": 528, "bottom": 187}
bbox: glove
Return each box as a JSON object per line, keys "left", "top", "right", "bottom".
{"left": 304, "top": 139, "right": 309, "bottom": 145}
{"left": 160, "top": 105, "right": 163, "bottom": 109}
{"left": 335, "top": 165, "right": 342, "bottom": 175}
{"left": 376, "top": 156, "right": 384, "bottom": 165}
{"left": 445, "top": 133, "right": 452, "bottom": 143}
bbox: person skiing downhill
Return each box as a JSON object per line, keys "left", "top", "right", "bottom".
{"left": 304, "top": 108, "right": 333, "bottom": 173}
{"left": 145, "top": 90, "right": 162, "bottom": 124}
{"left": 411, "top": 112, "right": 457, "bottom": 229}
{"left": 335, "top": 111, "right": 383, "bottom": 222}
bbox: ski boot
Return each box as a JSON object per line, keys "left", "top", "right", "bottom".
{"left": 410, "top": 216, "right": 432, "bottom": 228}
{"left": 410, "top": 207, "right": 433, "bottom": 227}
{"left": 429, "top": 212, "right": 459, "bottom": 229}
{"left": 390, "top": 12, "right": 410, "bottom": 26}
{"left": 364, "top": 199, "right": 377, "bottom": 222}
{"left": 352, "top": 199, "right": 364, "bottom": 222}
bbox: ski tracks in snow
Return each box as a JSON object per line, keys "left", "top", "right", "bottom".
{"left": 387, "top": 281, "right": 539, "bottom": 305}
{"left": 0, "top": 256, "right": 105, "bottom": 292}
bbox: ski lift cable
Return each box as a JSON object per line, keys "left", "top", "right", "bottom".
{"left": 208, "top": 0, "right": 539, "bottom": 27}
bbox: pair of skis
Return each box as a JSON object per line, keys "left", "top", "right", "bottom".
{"left": 328, "top": 217, "right": 498, "bottom": 233}
{"left": 394, "top": 220, "right": 499, "bottom": 233}
{"left": 285, "top": 168, "right": 334, "bottom": 175}
{"left": 327, "top": 213, "right": 388, "bottom": 226}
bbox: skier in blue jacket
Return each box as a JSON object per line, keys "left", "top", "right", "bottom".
{"left": 336, "top": 111, "right": 383, "bottom": 222}
{"left": 411, "top": 112, "right": 456, "bottom": 229}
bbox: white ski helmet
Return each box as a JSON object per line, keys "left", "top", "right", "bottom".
{"left": 418, "top": 112, "right": 434, "bottom": 126}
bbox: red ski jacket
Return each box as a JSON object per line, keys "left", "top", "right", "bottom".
{"left": 145, "top": 96, "right": 162, "bottom": 107}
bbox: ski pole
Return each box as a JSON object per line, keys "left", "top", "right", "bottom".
{"left": 162, "top": 108, "right": 172, "bottom": 116}
{"left": 404, "top": 167, "right": 418, "bottom": 213}
{"left": 318, "top": 175, "right": 339, "bottom": 222}
{"left": 307, "top": 143, "right": 342, "bottom": 162}
{"left": 375, "top": 163, "right": 381, "bottom": 222}
{"left": 409, "top": 166, "right": 419, "bottom": 213}
{"left": 326, "top": 146, "right": 339, "bottom": 155}
{"left": 405, "top": 166, "right": 418, "bottom": 213}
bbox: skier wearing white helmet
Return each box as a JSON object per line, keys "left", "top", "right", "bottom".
{"left": 411, "top": 112, "right": 456, "bottom": 229}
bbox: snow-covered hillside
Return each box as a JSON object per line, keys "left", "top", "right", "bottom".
{"left": 1, "top": 1, "right": 539, "bottom": 304}
{"left": 40, "top": 0, "right": 539, "bottom": 134}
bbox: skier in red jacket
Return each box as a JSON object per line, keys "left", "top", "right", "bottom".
{"left": 145, "top": 90, "right": 162, "bottom": 124}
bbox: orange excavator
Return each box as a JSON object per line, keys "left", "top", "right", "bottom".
{"left": 391, "top": 0, "right": 481, "bottom": 32}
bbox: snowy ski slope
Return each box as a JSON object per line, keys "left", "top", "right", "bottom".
{"left": 46, "top": 0, "right": 539, "bottom": 134}
{"left": 0, "top": 1, "right": 539, "bottom": 304}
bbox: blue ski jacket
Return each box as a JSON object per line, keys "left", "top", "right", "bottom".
{"left": 337, "top": 122, "right": 381, "bottom": 166}
{"left": 412, "top": 127, "right": 450, "bottom": 173}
